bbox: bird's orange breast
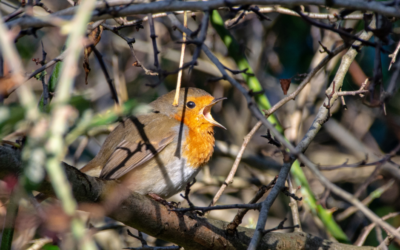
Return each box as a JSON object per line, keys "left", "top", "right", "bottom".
{"left": 182, "top": 127, "right": 215, "bottom": 168}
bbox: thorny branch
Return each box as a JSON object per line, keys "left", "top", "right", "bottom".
{"left": 5, "top": 0, "right": 400, "bottom": 30}
{"left": 318, "top": 144, "right": 399, "bottom": 171}
{"left": 225, "top": 6, "right": 365, "bottom": 27}
{"left": 336, "top": 180, "right": 395, "bottom": 222}
{"left": 225, "top": 4, "right": 271, "bottom": 28}
{"left": 36, "top": 41, "right": 50, "bottom": 107}
{"left": 126, "top": 229, "right": 181, "bottom": 250}
{"left": 148, "top": 13, "right": 160, "bottom": 72}
{"left": 355, "top": 212, "right": 400, "bottom": 246}
{"left": 263, "top": 218, "right": 299, "bottom": 234}
{"left": 226, "top": 176, "right": 278, "bottom": 235}
{"left": 90, "top": 45, "right": 119, "bottom": 105}
{"left": 25, "top": 50, "right": 67, "bottom": 82}
{"left": 295, "top": 9, "right": 380, "bottom": 49}
{"left": 180, "top": 178, "right": 197, "bottom": 211}
{"left": 172, "top": 203, "right": 260, "bottom": 213}
{"left": 101, "top": 23, "right": 158, "bottom": 76}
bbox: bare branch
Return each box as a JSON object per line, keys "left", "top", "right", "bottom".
{"left": 172, "top": 203, "right": 260, "bottom": 213}
{"left": 388, "top": 41, "right": 400, "bottom": 70}
{"left": 148, "top": 13, "right": 160, "bottom": 71}
{"left": 6, "top": 0, "right": 400, "bottom": 29}
{"left": 295, "top": 9, "right": 379, "bottom": 49}
{"left": 209, "top": 121, "right": 262, "bottom": 207}
{"left": 225, "top": 6, "right": 365, "bottom": 27}
{"left": 355, "top": 212, "right": 400, "bottom": 246}
{"left": 226, "top": 176, "right": 277, "bottom": 235}
{"left": 287, "top": 175, "right": 302, "bottom": 232}
{"left": 91, "top": 45, "right": 119, "bottom": 105}
{"left": 336, "top": 180, "right": 395, "bottom": 221}
{"left": 25, "top": 50, "right": 67, "bottom": 81}
{"left": 101, "top": 23, "right": 158, "bottom": 76}
{"left": 263, "top": 218, "right": 299, "bottom": 234}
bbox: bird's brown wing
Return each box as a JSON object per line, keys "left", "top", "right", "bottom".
{"left": 99, "top": 132, "right": 175, "bottom": 179}
{"left": 93, "top": 114, "right": 181, "bottom": 180}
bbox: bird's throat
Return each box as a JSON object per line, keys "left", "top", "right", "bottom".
{"left": 182, "top": 126, "right": 215, "bottom": 169}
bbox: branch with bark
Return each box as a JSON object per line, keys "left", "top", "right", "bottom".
{"left": 5, "top": 0, "right": 400, "bottom": 30}
{"left": 0, "top": 145, "right": 377, "bottom": 250}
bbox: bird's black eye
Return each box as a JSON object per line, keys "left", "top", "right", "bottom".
{"left": 186, "top": 101, "right": 196, "bottom": 109}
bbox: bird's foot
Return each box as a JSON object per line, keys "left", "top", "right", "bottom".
{"left": 148, "top": 193, "right": 180, "bottom": 210}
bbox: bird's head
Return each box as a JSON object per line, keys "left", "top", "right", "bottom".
{"left": 151, "top": 88, "right": 226, "bottom": 132}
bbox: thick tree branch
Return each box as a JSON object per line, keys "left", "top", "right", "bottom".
{"left": 5, "top": 0, "right": 400, "bottom": 30}
{"left": 0, "top": 145, "right": 376, "bottom": 250}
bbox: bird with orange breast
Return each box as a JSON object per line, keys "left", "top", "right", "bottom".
{"left": 80, "top": 88, "right": 225, "bottom": 200}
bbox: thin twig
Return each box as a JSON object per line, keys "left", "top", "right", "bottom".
{"left": 3, "top": 8, "right": 24, "bottom": 22}
{"left": 318, "top": 143, "right": 399, "bottom": 171}
{"left": 180, "top": 178, "right": 196, "bottom": 210}
{"left": 385, "top": 52, "right": 400, "bottom": 97}
{"left": 336, "top": 180, "right": 394, "bottom": 221}
{"left": 225, "top": 6, "right": 364, "bottom": 27}
{"left": 38, "top": 41, "right": 49, "bottom": 108}
{"left": 6, "top": 0, "right": 400, "bottom": 30}
{"left": 209, "top": 121, "right": 262, "bottom": 207}
{"left": 172, "top": 203, "right": 260, "bottom": 213}
{"left": 353, "top": 167, "right": 382, "bottom": 199}
{"left": 127, "top": 229, "right": 148, "bottom": 247}
{"left": 188, "top": 10, "right": 209, "bottom": 72}
{"left": 101, "top": 23, "right": 158, "bottom": 75}
{"left": 355, "top": 212, "right": 400, "bottom": 246}
{"left": 25, "top": 50, "right": 67, "bottom": 81}
{"left": 226, "top": 176, "right": 277, "bottom": 235}
{"left": 35, "top": 1, "right": 53, "bottom": 13}
{"left": 318, "top": 41, "right": 334, "bottom": 56}
{"left": 295, "top": 9, "right": 379, "bottom": 49}
{"left": 376, "top": 227, "right": 386, "bottom": 250}
{"left": 126, "top": 229, "right": 180, "bottom": 250}
{"left": 388, "top": 41, "right": 400, "bottom": 70}
{"left": 148, "top": 13, "right": 160, "bottom": 71}
{"left": 90, "top": 45, "right": 119, "bottom": 105}
{"left": 263, "top": 218, "right": 299, "bottom": 234}
{"left": 173, "top": 10, "right": 187, "bottom": 106}
{"left": 27, "top": 238, "right": 53, "bottom": 250}
{"left": 377, "top": 227, "right": 400, "bottom": 250}
{"left": 287, "top": 175, "right": 302, "bottom": 232}
{"left": 124, "top": 246, "right": 180, "bottom": 250}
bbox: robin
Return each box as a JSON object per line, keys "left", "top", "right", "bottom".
{"left": 80, "top": 87, "right": 226, "bottom": 199}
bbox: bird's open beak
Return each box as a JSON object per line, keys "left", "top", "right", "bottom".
{"left": 201, "top": 97, "right": 227, "bottom": 130}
